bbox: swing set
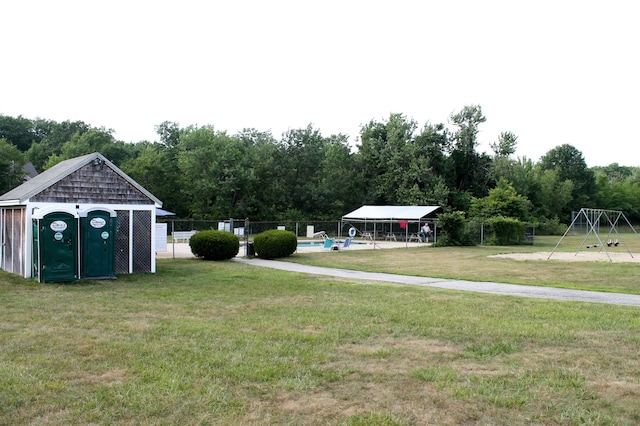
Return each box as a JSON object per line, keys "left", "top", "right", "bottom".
{"left": 548, "top": 208, "right": 640, "bottom": 262}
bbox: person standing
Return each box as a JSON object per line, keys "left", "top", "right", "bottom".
{"left": 419, "top": 223, "right": 431, "bottom": 242}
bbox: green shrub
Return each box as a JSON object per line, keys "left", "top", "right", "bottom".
{"left": 487, "top": 216, "right": 526, "bottom": 245}
{"left": 534, "top": 216, "right": 565, "bottom": 235}
{"left": 189, "top": 230, "right": 239, "bottom": 260}
{"left": 433, "top": 211, "right": 475, "bottom": 247}
{"left": 253, "top": 230, "right": 297, "bottom": 259}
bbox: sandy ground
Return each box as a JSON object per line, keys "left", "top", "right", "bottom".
{"left": 490, "top": 250, "right": 640, "bottom": 263}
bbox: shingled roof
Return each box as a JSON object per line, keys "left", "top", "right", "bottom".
{"left": 0, "top": 152, "right": 162, "bottom": 207}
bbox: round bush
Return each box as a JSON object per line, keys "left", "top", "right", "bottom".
{"left": 189, "top": 230, "right": 239, "bottom": 260}
{"left": 253, "top": 230, "right": 297, "bottom": 259}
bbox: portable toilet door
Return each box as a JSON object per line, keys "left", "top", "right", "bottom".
{"left": 32, "top": 207, "right": 79, "bottom": 283}
{"left": 80, "top": 208, "right": 117, "bottom": 279}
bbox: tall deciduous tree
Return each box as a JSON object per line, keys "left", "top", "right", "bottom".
{"left": 592, "top": 163, "right": 634, "bottom": 183}
{"left": 26, "top": 119, "right": 93, "bottom": 171}
{"left": 538, "top": 144, "right": 595, "bottom": 219}
{"left": 43, "top": 128, "right": 117, "bottom": 169}
{"left": 358, "top": 113, "right": 419, "bottom": 205}
{"left": 490, "top": 131, "right": 518, "bottom": 157}
{"left": 592, "top": 166, "right": 640, "bottom": 222}
{"left": 532, "top": 168, "right": 573, "bottom": 220}
{"left": 155, "top": 121, "right": 182, "bottom": 148}
{"left": 0, "top": 138, "right": 26, "bottom": 194}
{"left": 358, "top": 115, "right": 453, "bottom": 207}
{"left": 449, "top": 105, "right": 492, "bottom": 209}
{"left": 276, "top": 125, "right": 330, "bottom": 219}
{"left": 412, "top": 122, "right": 452, "bottom": 207}
{"left": 236, "top": 128, "right": 280, "bottom": 220}
{"left": 469, "top": 179, "right": 531, "bottom": 221}
{"left": 178, "top": 126, "right": 251, "bottom": 219}
{"left": 317, "top": 133, "right": 361, "bottom": 218}
{"left": 120, "top": 142, "right": 189, "bottom": 217}
{"left": 0, "top": 115, "right": 37, "bottom": 152}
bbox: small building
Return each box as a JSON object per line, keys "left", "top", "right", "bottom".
{"left": 0, "top": 152, "right": 162, "bottom": 282}
{"left": 22, "top": 162, "right": 39, "bottom": 180}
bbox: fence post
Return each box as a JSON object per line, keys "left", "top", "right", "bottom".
{"left": 245, "top": 218, "right": 249, "bottom": 257}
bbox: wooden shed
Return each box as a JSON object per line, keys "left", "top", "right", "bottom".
{"left": 0, "top": 152, "right": 162, "bottom": 281}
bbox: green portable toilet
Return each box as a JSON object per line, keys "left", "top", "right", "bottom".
{"left": 32, "top": 207, "right": 80, "bottom": 283}
{"left": 80, "top": 208, "right": 117, "bottom": 279}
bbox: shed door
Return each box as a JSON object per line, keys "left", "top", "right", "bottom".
{"left": 39, "top": 212, "right": 78, "bottom": 282}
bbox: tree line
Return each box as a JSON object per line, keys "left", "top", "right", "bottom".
{"left": 2, "top": 106, "right": 639, "bottom": 228}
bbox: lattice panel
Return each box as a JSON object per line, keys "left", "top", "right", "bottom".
{"left": 132, "top": 210, "right": 151, "bottom": 273}
{"left": 115, "top": 210, "right": 130, "bottom": 274}
{"left": 1, "top": 209, "right": 25, "bottom": 276}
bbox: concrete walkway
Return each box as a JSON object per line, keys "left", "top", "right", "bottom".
{"left": 233, "top": 257, "right": 640, "bottom": 307}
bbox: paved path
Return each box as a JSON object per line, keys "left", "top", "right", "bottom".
{"left": 233, "top": 257, "right": 640, "bottom": 307}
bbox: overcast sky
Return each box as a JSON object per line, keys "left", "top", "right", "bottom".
{"left": 2, "top": 1, "right": 638, "bottom": 167}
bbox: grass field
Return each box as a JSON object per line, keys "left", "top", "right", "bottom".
{"left": 284, "top": 234, "right": 640, "bottom": 295}
{"left": 2, "top": 248, "right": 640, "bottom": 425}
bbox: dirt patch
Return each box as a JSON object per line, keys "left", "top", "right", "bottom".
{"left": 61, "top": 368, "right": 128, "bottom": 386}
{"left": 272, "top": 337, "right": 466, "bottom": 424}
{"left": 490, "top": 251, "right": 640, "bottom": 263}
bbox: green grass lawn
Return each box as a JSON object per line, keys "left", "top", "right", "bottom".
{"left": 2, "top": 257, "right": 640, "bottom": 425}
{"left": 284, "top": 234, "right": 640, "bottom": 294}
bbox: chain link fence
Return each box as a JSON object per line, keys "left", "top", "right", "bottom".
{"left": 156, "top": 218, "right": 345, "bottom": 240}
{"left": 157, "top": 218, "right": 439, "bottom": 242}
{"left": 157, "top": 217, "right": 548, "bottom": 246}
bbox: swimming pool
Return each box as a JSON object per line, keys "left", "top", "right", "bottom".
{"left": 297, "top": 241, "right": 324, "bottom": 248}
{"left": 241, "top": 240, "right": 366, "bottom": 250}
{"left": 296, "top": 240, "right": 367, "bottom": 248}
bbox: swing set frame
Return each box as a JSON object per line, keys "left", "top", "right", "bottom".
{"left": 548, "top": 208, "right": 640, "bottom": 262}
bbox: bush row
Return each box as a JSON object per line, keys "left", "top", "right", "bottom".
{"left": 189, "top": 229, "right": 297, "bottom": 260}
{"left": 189, "top": 230, "right": 240, "bottom": 260}
{"left": 253, "top": 230, "right": 297, "bottom": 259}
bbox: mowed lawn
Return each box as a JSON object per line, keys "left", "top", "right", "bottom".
{"left": 2, "top": 243, "right": 640, "bottom": 425}
{"left": 285, "top": 234, "right": 640, "bottom": 295}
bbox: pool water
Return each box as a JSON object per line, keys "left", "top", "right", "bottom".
{"left": 297, "top": 240, "right": 366, "bottom": 247}
{"left": 297, "top": 241, "right": 324, "bottom": 247}
{"left": 241, "top": 240, "right": 366, "bottom": 249}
